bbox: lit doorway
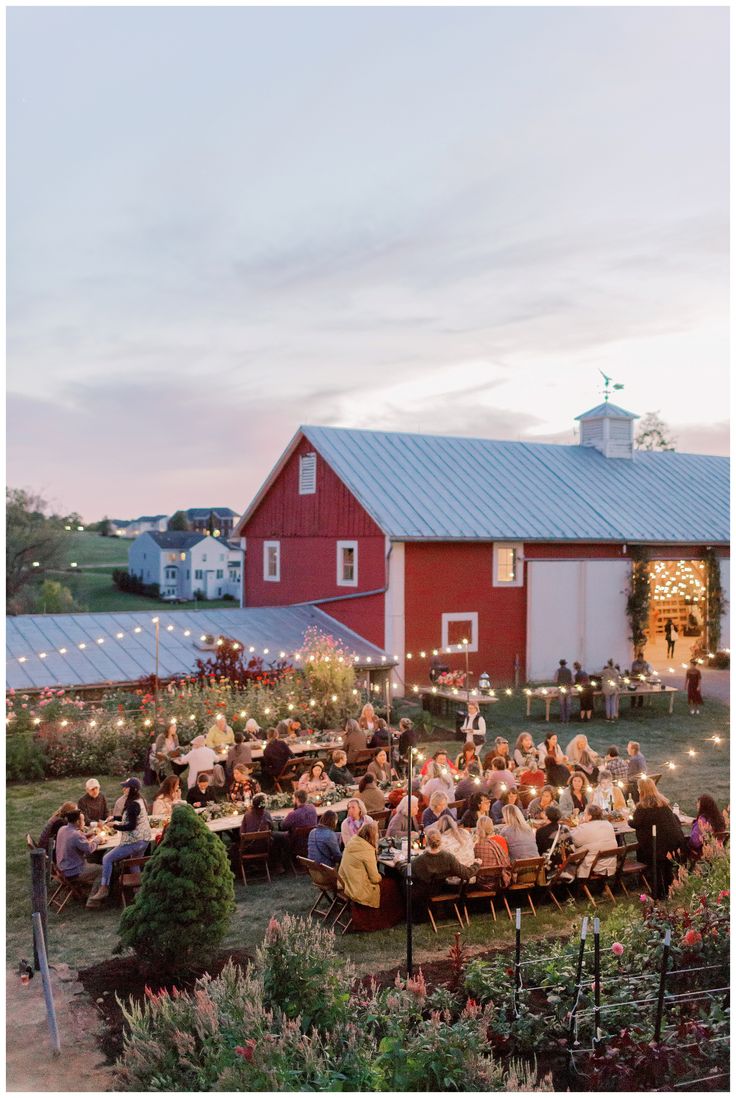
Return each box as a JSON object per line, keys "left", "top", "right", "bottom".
{"left": 646, "top": 560, "right": 706, "bottom": 665}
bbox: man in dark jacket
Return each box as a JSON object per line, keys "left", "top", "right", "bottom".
{"left": 261, "top": 728, "right": 293, "bottom": 789}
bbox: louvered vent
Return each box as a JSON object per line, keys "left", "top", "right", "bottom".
{"left": 299, "top": 452, "right": 317, "bottom": 494}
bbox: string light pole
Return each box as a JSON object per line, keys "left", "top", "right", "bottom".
{"left": 152, "top": 617, "right": 161, "bottom": 728}
{"left": 405, "top": 746, "right": 415, "bottom": 976}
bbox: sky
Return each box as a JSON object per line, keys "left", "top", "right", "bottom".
{"left": 6, "top": 6, "right": 729, "bottom": 522}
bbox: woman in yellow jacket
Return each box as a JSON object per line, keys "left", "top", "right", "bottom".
{"left": 337, "top": 822, "right": 403, "bottom": 931}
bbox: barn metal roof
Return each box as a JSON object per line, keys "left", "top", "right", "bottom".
{"left": 6, "top": 606, "right": 392, "bottom": 691}
{"left": 298, "top": 426, "right": 729, "bottom": 543}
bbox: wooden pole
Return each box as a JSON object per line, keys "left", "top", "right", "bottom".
{"left": 30, "top": 848, "right": 48, "bottom": 971}
{"left": 405, "top": 749, "right": 414, "bottom": 976}
{"left": 32, "top": 913, "right": 61, "bottom": 1056}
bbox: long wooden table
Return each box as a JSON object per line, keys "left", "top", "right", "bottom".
{"left": 525, "top": 684, "right": 678, "bottom": 721}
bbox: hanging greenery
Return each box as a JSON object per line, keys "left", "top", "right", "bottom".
{"left": 625, "top": 546, "right": 650, "bottom": 651}
{"left": 704, "top": 548, "right": 726, "bottom": 653}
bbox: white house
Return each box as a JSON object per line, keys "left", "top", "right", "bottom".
{"left": 128, "top": 532, "right": 244, "bottom": 602}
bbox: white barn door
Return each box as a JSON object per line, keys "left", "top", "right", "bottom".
{"left": 527, "top": 560, "right": 631, "bottom": 682}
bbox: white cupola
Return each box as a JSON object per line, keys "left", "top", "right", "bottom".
{"left": 575, "top": 402, "right": 639, "bottom": 459}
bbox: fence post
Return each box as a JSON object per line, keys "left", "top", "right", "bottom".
{"left": 32, "top": 912, "right": 61, "bottom": 1056}
{"left": 30, "top": 848, "right": 48, "bottom": 971}
{"left": 593, "top": 916, "right": 601, "bottom": 1048}
{"left": 654, "top": 927, "right": 671, "bottom": 1041}
{"left": 651, "top": 824, "right": 658, "bottom": 899}
{"left": 567, "top": 915, "right": 589, "bottom": 1049}
{"left": 513, "top": 907, "right": 522, "bottom": 1018}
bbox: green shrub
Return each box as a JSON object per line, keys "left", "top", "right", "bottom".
{"left": 6, "top": 733, "right": 46, "bottom": 782}
{"left": 118, "top": 804, "right": 235, "bottom": 975}
{"left": 38, "top": 721, "right": 150, "bottom": 777}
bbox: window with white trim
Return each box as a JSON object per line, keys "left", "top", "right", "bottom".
{"left": 299, "top": 452, "right": 317, "bottom": 495}
{"left": 493, "top": 542, "right": 524, "bottom": 587}
{"left": 264, "top": 541, "right": 280, "bottom": 582}
{"left": 337, "top": 540, "right": 358, "bottom": 586}
{"left": 441, "top": 612, "right": 479, "bottom": 653}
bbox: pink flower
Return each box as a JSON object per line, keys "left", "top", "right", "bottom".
{"left": 611, "top": 942, "right": 624, "bottom": 957}
{"left": 682, "top": 929, "right": 702, "bottom": 947}
{"left": 639, "top": 894, "right": 649, "bottom": 903}
{"left": 234, "top": 1041, "right": 255, "bottom": 1061}
{"left": 717, "top": 890, "right": 730, "bottom": 901}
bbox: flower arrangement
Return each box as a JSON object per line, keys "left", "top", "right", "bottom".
{"left": 436, "top": 670, "right": 466, "bottom": 687}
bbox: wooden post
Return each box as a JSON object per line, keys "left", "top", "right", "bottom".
{"left": 32, "top": 912, "right": 61, "bottom": 1056}
{"left": 654, "top": 927, "right": 671, "bottom": 1041}
{"left": 30, "top": 848, "right": 48, "bottom": 971}
{"left": 405, "top": 749, "right": 414, "bottom": 976}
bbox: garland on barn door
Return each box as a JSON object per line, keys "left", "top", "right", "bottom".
{"left": 704, "top": 548, "right": 726, "bottom": 653}
{"left": 625, "top": 546, "right": 650, "bottom": 651}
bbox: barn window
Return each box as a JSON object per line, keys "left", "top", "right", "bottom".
{"left": 493, "top": 543, "right": 524, "bottom": 587}
{"left": 337, "top": 541, "right": 358, "bottom": 586}
{"left": 441, "top": 612, "right": 479, "bottom": 654}
{"left": 299, "top": 452, "right": 317, "bottom": 495}
{"left": 264, "top": 541, "right": 281, "bottom": 582}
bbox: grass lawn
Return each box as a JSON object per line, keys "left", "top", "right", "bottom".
{"left": 62, "top": 531, "right": 132, "bottom": 567}
{"left": 50, "top": 568, "right": 235, "bottom": 614}
{"left": 7, "top": 694, "right": 728, "bottom": 974}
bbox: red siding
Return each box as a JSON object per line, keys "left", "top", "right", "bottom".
{"left": 244, "top": 434, "right": 387, "bottom": 610}
{"left": 318, "top": 594, "right": 386, "bottom": 650}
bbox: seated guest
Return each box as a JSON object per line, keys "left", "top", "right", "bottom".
{"left": 420, "top": 761, "right": 455, "bottom": 803}
{"left": 497, "top": 804, "right": 539, "bottom": 861}
{"left": 566, "top": 734, "right": 600, "bottom": 782}
{"left": 282, "top": 789, "right": 319, "bottom": 836}
{"left": 539, "top": 733, "right": 570, "bottom": 789}
{"left": 410, "top": 829, "right": 481, "bottom": 903}
{"left": 151, "top": 775, "right": 183, "bottom": 818}
{"left": 55, "top": 810, "right": 102, "bottom": 892}
{"left": 460, "top": 791, "right": 491, "bottom": 829}
{"left": 422, "top": 791, "right": 452, "bottom": 830}
{"left": 517, "top": 758, "right": 545, "bottom": 791}
{"left": 187, "top": 772, "right": 217, "bottom": 807}
{"left": 590, "top": 769, "right": 626, "bottom": 814}
{"left": 358, "top": 704, "right": 377, "bottom": 734}
{"left": 229, "top": 763, "right": 260, "bottom": 803}
{"left": 205, "top": 712, "right": 235, "bottom": 750}
{"left": 77, "top": 779, "right": 108, "bottom": 823}
{"left": 243, "top": 718, "right": 261, "bottom": 741}
{"left": 473, "top": 817, "right": 512, "bottom": 884}
{"left": 344, "top": 718, "right": 368, "bottom": 764}
{"left": 689, "top": 794, "right": 727, "bottom": 854}
{"left": 559, "top": 772, "right": 589, "bottom": 817}
{"left": 513, "top": 732, "right": 539, "bottom": 770}
{"left": 632, "top": 778, "right": 685, "bottom": 898}
{"left": 239, "top": 792, "right": 291, "bottom": 873}
{"left": 297, "top": 760, "right": 334, "bottom": 794}
{"left": 177, "top": 735, "right": 218, "bottom": 789}
{"left": 261, "top": 727, "right": 294, "bottom": 788}
{"left": 357, "top": 773, "right": 387, "bottom": 815}
{"left": 455, "top": 742, "right": 480, "bottom": 772}
{"left": 367, "top": 748, "right": 394, "bottom": 784}
{"left": 535, "top": 804, "right": 566, "bottom": 856}
{"left": 368, "top": 718, "right": 392, "bottom": 749}
{"left": 87, "top": 778, "right": 151, "bottom": 907}
{"left": 626, "top": 741, "right": 647, "bottom": 802}
{"left": 153, "top": 719, "right": 183, "bottom": 780}
{"left": 327, "top": 750, "right": 355, "bottom": 787}
{"left": 287, "top": 718, "right": 303, "bottom": 738}
{"left": 38, "top": 802, "right": 80, "bottom": 856}
{"left": 483, "top": 737, "right": 515, "bottom": 772}
{"left": 341, "top": 798, "right": 374, "bottom": 845}
{"left": 571, "top": 804, "right": 617, "bottom": 878}
{"left": 420, "top": 750, "right": 457, "bottom": 777}
{"left": 491, "top": 788, "right": 526, "bottom": 825}
{"left": 226, "top": 732, "right": 253, "bottom": 775}
{"left": 386, "top": 795, "right": 420, "bottom": 838}
{"left": 527, "top": 785, "right": 558, "bottom": 820}
{"left": 433, "top": 814, "right": 477, "bottom": 866}
{"left": 603, "top": 745, "right": 629, "bottom": 785}
{"left": 307, "top": 810, "right": 342, "bottom": 868}
{"left": 455, "top": 763, "right": 486, "bottom": 804}
{"left": 337, "top": 822, "right": 403, "bottom": 931}
{"left": 486, "top": 757, "right": 517, "bottom": 801}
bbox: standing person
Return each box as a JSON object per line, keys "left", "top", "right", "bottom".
{"left": 601, "top": 660, "right": 622, "bottom": 722}
{"left": 631, "top": 778, "right": 685, "bottom": 898}
{"left": 86, "top": 778, "right": 152, "bottom": 907}
{"left": 397, "top": 718, "right": 417, "bottom": 775}
{"left": 664, "top": 618, "right": 677, "bottom": 659}
{"left": 460, "top": 702, "right": 486, "bottom": 746}
{"left": 573, "top": 662, "right": 594, "bottom": 721}
{"left": 54, "top": 810, "right": 102, "bottom": 893}
{"left": 177, "top": 735, "right": 218, "bottom": 789}
{"left": 554, "top": 659, "right": 574, "bottom": 723}
{"left": 626, "top": 741, "right": 647, "bottom": 803}
{"left": 685, "top": 659, "right": 704, "bottom": 715}
{"left": 77, "top": 779, "right": 108, "bottom": 823}
{"left": 630, "top": 652, "right": 651, "bottom": 709}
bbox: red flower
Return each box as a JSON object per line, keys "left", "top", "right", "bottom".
{"left": 682, "top": 929, "right": 702, "bottom": 947}
{"left": 234, "top": 1041, "right": 256, "bottom": 1061}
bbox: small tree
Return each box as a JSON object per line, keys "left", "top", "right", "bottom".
{"left": 168, "top": 510, "right": 190, "bottom": 531}
{"left": 118, "top": 804, "right": 235, "bottom": 974}
{"left": 301, "top": 627, "right": 357, "bottom": 727}
{"left": 635, "top": 411, "right": 676, "bottom": 452}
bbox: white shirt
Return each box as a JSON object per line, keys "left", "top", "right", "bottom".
{"left": 178, "top": 744, "right": 218, "bottom": 788}
{"left": 461, "top": 714, "right": 486, "bottom": 743}
{"left": 571, "top": 819, "right": 618, "bottom": 878}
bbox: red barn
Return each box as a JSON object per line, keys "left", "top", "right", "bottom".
{"left": 236, "top": 404, "right": 729, "bottom": 690}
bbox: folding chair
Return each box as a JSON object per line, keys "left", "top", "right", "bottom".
{"left": 558, "top": 849, "right": 588, "bottom": 898}
{"left": 26, "top": 833, "right": 38, "bottom": 850}
{"left": 580, "top": 847, "right": 619, "bottom": 908}
{"left": 273, "top": 760, "right": 302, "bottom": 793}
{"left": 300, "top": 859, "right": 342, "bottom": 922}
{"left": 289, "top": 825, "right": 315, "bottom": 868}
{"left": 618, "top": 842, "right": 650, "bottom": 897}
{"left": 503, "top": 857, "right": 545, "bottom": 920}
{"left": 331, "top": 880, "right": 353, "bottom": 935}
{"left": 238, "top": 831, "right": 272, "bottom": 885}
{"left": 372, "top": 809, "right": 391, "bottom": 836}
{"left": 463, "top": 866, "right": 507, "bottom": 924}
{"left": 48, "top": 865, "right": 87, "bottom": 914}
{"left": 448, "top": 799, "right": 467, "bottom": 817}
{"left": 427, "top": 882, "right": 466, "bottom": 933}
{"left": 350, "top": 749, "right": 380, "bottom": 777}
{"left": 120, "top": 856, "right": 152, "bottom": 907}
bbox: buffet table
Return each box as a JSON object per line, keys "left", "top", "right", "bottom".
{"left": 525, "top": 683, "right": 678, "bottom": 722}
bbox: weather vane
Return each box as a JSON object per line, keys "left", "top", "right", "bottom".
{"left": 599, "top": 371, "right": 624, "bottom": 402}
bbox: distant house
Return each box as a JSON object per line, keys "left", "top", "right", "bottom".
{"left": 128, "top": 532, "right": 244, "bottom": 602}
{"left": 126, "top": 515, "right": 169, "bottom": 537}
{"left": 184, "top": 508, "right": 238, "bottom": 538}
{"left": 108, "top": 519, "right": 132, "bottom": 537}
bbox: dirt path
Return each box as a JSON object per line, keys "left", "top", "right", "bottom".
{"left": 6, "top": 964, "right": 114, "bottom": 1092}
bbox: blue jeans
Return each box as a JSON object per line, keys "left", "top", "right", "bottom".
{"left": 559, "top": 694, "right": 572, "bottom": 722}
{"left": 101, "top": 840, "right": 149, "bottom": 886}
{"left": 604, "top": 694, "right": 618, "bottom": 719}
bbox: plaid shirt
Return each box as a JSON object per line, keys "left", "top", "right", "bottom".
{"left": 605, "top": 756, "right": 629, "bottom": 783}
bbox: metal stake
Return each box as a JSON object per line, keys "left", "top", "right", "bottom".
{"left": 406, "top": 748, "right": 414, "bottom": 976}
{"left": 654, "top": 927, "right": 672, "bottom": 1041}
{"left": 32, "top": 913, "right": 61, "bottom": 1056}
{"left": 513, "top": 907, "right": 522, "bottom": 1017}
{"left": 30, "top": 848, "right": 48, "bottom": 971}
{"left": 593, "top": 916, "right": 601, "bottom": 1048}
